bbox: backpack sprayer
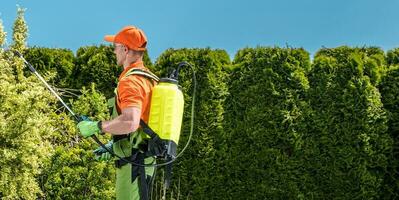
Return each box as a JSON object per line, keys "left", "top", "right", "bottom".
{"left": 8, "top": 49, "right": 196, "bottom": 186}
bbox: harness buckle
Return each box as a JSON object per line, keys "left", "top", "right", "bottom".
{"left": 114, "top": 159, "right": 125, "bottom": 168}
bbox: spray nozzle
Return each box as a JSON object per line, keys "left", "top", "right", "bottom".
{"left": 10, "top": 49, "right": 21, "bottom": 57}
{"left": 3, "top": 48, "right": 20, "bottom": 56}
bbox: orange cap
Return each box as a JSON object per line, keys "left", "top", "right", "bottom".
{"left": 104, "top": 26, "right": 147, "bottom": 51}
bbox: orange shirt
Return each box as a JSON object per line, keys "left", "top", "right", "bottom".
{"left": 116, "top": 61, "right": 156, "bottom": 123}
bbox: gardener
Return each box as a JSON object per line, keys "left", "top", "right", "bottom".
{"left": 77, "top": 25, "right": 158, "bottom": 200}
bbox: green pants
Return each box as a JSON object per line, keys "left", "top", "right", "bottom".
{"left": 113, "top": 133, "right": 155, "bottom": 200}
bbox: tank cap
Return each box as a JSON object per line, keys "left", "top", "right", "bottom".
{"left": 160, "top": 78, "right": 178, "bottom": 84}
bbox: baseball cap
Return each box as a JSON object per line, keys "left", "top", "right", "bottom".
{"left": 104, "top": 25, "right": 147, "bottom": 51}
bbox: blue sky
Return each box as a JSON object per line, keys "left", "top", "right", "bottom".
{"left": 1, "top": 0, "right": 399, "bottom": 61}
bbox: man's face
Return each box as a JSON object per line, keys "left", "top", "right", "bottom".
{"left": 113, "top": 43, "right": 126, "bottom": 66}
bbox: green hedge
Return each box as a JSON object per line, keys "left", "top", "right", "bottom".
{"left": 24, "top": 47, "right": 75, "bottom": 88}
{"left": 70, "top": 45, "right": 120, "bottom": 98}
{"left": 151, "top": 48, "right": 230, "bottom": 199}
{"left": 315, "top": 46, "right": 386, "bottom": 85}
{"left": 305, "top": 46, "right": 392, "bottom": 199}
{"left": 379, "top": 65, "right": 399, "bottom": 199}
{"left": 3, "top": 42, "right": 399, "bottom": 199}
{"left": 386, "top": 48, "right": 399, "bottom": 66}
{"left": 223, "top": 47, "right": 311, "bottom": 199}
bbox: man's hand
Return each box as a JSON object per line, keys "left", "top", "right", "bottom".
{"left": 93, "top": 140, "right": 114, "bottom": 161}
{"left": 77, "top": 120, "right": 101, "bottom": 138}
{"left": 95, "top": 152, "right": 112, "bottom": 161}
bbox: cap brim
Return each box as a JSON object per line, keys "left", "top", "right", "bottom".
{"left": 104, "top": 35, "right": 115, "bottom": 42}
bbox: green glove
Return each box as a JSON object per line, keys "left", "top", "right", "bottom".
{"left": 93, "top": 140, "right": 114, "bottom": 161}
{"left": 77, "top": 120, "right": 101, "bottom": 138}
{"left": 94, "top": 152, "right": 112, "bottom": 161}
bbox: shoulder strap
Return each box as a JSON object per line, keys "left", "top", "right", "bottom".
{"left": 123, "top": 68, "right": 160, "bottom": 82}
{"left": 115, "top": 68, "right": 159, "bottom": 111}
{"left": 116, "top": 68, "right": 160, "bottom": 137}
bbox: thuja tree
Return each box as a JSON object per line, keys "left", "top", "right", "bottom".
{"left": 386, "top": 48, "right": 399, "bottom": 66}
{"left": 69, "top": 45, "right": 119, "bottom": 98}
{"left": 316, "top": 46, "right": 386, "bottom": 86}
{"left": 379, "top": 64, "right": 399, "bottom": 199}
{"left": 152, "top": 48, "right": 230, "bottom": 199}
{"left": 0, "top": 18, "right": 5, "bottom": 46}
{"left": 39, "top": 84, "right": 116, "bottom": 200}
{"left": 305, "top": 46, "right": 392, "bottom": 199}
{"left": 24, "top": 47, "right": 75, "bottom": 88}
{"left": 0, "top": 8, "right": 54, "bottom": 199}
{"left": 223, "top": 47, "right": 311, "bottom": 199}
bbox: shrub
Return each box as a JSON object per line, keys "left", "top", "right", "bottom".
{"left": 305, "top": 47, "right": 391, "bottom": 199}
{"left": 223, "top": 47, "right": 311, "bottom": 199}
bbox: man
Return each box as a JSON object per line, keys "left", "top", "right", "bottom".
{"left": 77, "top": 25, "right": 158, "bottom": 200}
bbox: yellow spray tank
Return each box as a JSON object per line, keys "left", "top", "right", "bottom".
{"left": 148, "top": 77, "right": 184, "bottom": 158}
{"left": 145, "top": 62, "right": 196, "bottom": 189}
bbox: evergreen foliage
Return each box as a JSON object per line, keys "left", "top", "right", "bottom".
{"left": 1, "top": 7, "right": 399, "bottom": 200}
{"left": 386, "top": 48, "right": 399, "bottom": 66}
{"left": 379, "top": 64, "right": 399, "bottom": 199}
{"left": 0, "top": 8, "right": 54, "bottom": 200}
{"left": 152, "top": 48, "right": 230, "bottom": 199}
{"left": 39, "top": 84, "right": 115, "bottom": 200}
{"left": 24, "top": 47, "right": 75, "bottom": 88}
{"left": 223, "top": 47, "right": 311, "bottom": 199}
{"left": 305, "top": 46, "right": 391, "bottom": 199}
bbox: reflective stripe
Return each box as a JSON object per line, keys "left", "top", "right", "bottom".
{"left": 124, "top": 71, "right": 159, "bottom": 82}
{"left": 123, "top": 68, "right": 159, "bottom": 82}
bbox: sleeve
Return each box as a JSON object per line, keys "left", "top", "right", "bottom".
{"left": 117, "top": 77, "right": 145, "bottom": 110}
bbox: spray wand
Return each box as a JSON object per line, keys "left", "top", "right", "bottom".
{"left": 11, "top": 50, "right": 80, "bottom": 121}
